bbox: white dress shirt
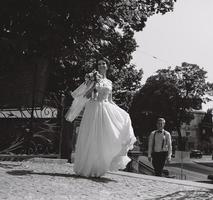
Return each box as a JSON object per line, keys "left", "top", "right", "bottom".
{"left": 148, "top": 129, "right": 172, "bottom": 158}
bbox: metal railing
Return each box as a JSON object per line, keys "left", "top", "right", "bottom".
{"left": 128, "top": 154, "right": 186, "bottom": 180}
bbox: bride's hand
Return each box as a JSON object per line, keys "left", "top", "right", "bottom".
{"left": 84, "top": 92, "right": 92, "bottom": 99}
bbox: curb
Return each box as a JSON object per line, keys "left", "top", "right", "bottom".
{"left": 108, "top": 170, "right": 213, "bottom": 190}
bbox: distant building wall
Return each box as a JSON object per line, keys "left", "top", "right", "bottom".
{"left": 180, "top": 110, "right": 205, "bottom": 150}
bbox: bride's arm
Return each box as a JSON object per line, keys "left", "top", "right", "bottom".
{"left": 83, "top": 82, "right": 96, "bottom": 99}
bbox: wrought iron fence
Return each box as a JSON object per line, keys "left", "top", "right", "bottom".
{"left": 0, "top": 92, "right": 63, "bottom": 157}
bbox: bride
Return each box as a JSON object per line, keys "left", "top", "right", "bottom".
{"left": 65, "top": 57, "right": 136, "bottom": 177}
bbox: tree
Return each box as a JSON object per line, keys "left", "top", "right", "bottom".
{"left": 130, "top": 62, "right": 213, "bottom": 150}
{"left": 0, "top": 0, "right": 176, "bottom": 98}
{"left": 0, "top": 0, "right": 176, "bottom": 157}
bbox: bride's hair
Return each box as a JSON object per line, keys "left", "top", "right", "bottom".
{"left": 95, "top": 57, "right": 110, "bottom": 68}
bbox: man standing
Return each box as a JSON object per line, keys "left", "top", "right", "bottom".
{"left": 148, "top": 118, "right": 172, "bottom": 176}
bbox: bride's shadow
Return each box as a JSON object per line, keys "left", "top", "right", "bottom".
{"left": 0, "top": 163, "right": 21, "bottom": 169}
{"left": 7, "top": 170, "right": 117, "bottom": 183}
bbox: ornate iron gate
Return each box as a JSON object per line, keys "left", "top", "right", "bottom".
{"left": 0, "top": 92, "right": 63, "bottom": 157}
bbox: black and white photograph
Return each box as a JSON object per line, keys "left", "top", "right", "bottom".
{"left": 0, "top": 0, "right": 213, "bottom": 199}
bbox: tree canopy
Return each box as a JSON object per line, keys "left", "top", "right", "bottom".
{"left": 130, "top": 62, "right": 213, "bottom": 148}
{"left": 0, "top": 0, "right": 176, "bottom": 109}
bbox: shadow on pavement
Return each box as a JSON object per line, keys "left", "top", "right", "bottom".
{"left": 0, "top": 163, "right": 21, "bottom": 169}
{"left": 6, "top": 170, "right": 117, "bottom": 183}
{"left": 154, "top": 189, "right": 213, "bottom": 199}
{"left": 88, "top": 177, "right": 118, "bottom": 183}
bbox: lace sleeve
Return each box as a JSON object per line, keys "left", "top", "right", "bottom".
{"left": 71, "top": 82, "right": 88, "bottom": 98}
{"left": 65, "top": 81, "right": 94, "bottom": 122}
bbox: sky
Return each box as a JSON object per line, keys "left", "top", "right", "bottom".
{"left": 132, "top": 0, "right": 213, "bottom": 84}
{"left": 131, "top": 0, "right": 213, "bottom": 111}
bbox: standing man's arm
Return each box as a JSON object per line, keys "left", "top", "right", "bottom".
{"left": 167, "top": 133, "right": 172, "bottom": 162}
{"left": 148, "top": 132, "right": 154, "bottom": 162}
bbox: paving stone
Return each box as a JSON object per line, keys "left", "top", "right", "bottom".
{"left": 0, "top": 160, "right": 212, "bottom": 200}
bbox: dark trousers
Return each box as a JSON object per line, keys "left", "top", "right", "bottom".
{"left": 152, "top": 152, "right": 168, "bottom": 176}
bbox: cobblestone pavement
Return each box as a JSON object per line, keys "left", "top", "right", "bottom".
{"left": 0, "top": 160, "right": 212, "bottom": 200}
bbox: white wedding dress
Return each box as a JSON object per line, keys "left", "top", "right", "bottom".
{"left": 66, "top": 78, "right": 136, "bottom": 177}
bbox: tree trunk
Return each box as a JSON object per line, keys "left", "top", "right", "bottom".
{"left": 59, "top": 95, "right": 73, "bottom": 162}
{"left": 59, "top": 119, "right": 73, "bottom": 162}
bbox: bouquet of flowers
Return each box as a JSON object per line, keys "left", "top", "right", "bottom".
{"left": 84, "top": 70, "right": 102, "bottom": 97}
{"left": 85, "top": 69, "right": 102, "bottom": 84}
